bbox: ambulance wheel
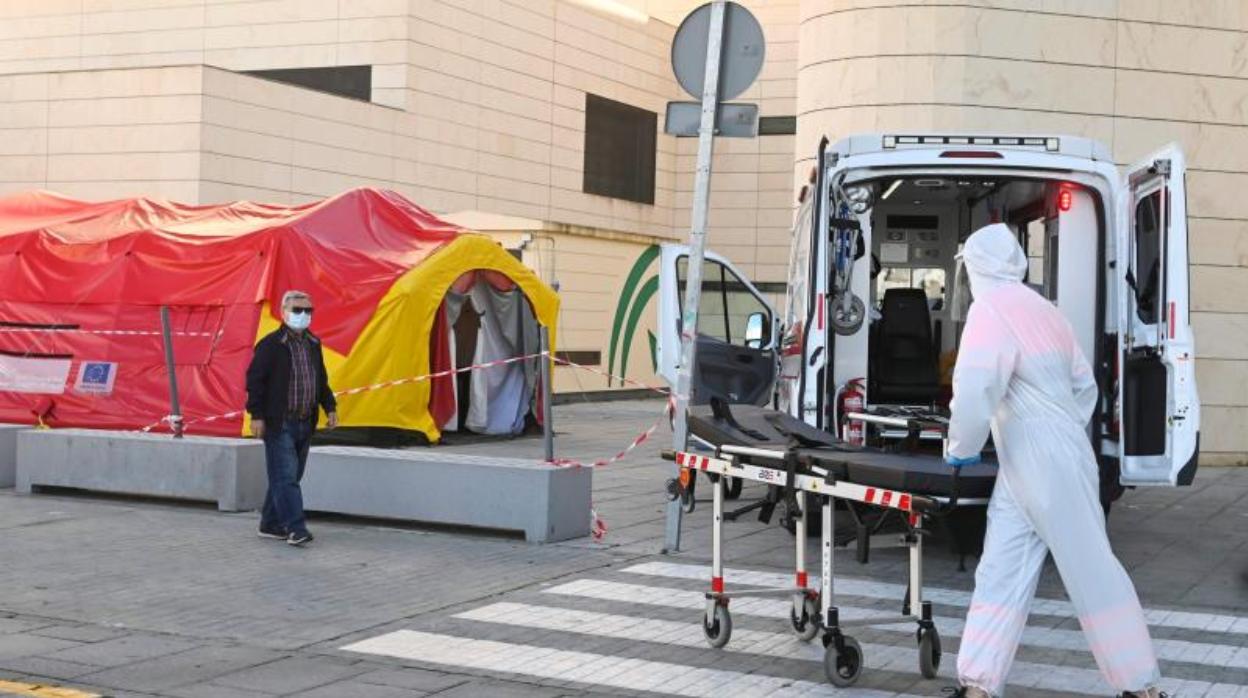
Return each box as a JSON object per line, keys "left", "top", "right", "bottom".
{"left": 707, "top": 473, "right": 743, "bottom": 500}
{"left": 781, "top": 496, "right": 823, "bottom": 536}
{"left": 824, "top": 636, "right": 863, "bottom": 687}
{"left": 703, "top": 604, "right": 732, "bottom": 649}
{"left": 789, "top": 596, "right": 820, "bottom": 642}
{"left": 918, "top": 626, "right": 942, "bottom": 679}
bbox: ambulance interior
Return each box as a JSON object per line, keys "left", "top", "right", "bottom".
{"left": 861, "top": 176, "right": 1104, "bottom": 412}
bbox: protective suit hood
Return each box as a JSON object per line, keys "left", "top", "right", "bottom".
{"left": 958, "top": 223, "right": 1028, "bottom": 298}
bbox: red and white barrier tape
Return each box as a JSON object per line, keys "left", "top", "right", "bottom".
{"left": 141, "top": 352, "right": 545, "bottom": 433}
{"left": 138, "top": 352, "right": 681, "bottom": 542}
{"left": 551, "top": 357, "right": 671, "bottom": 397}
{"left": 0, "top": 327, "right": 220, "bottom": 338}
{"left": 548, "top": 396, "right": 674, "bottom": 470}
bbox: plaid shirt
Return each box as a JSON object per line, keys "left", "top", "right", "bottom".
{"left": 285, "top": 329, "right": 317, "bottom": 418}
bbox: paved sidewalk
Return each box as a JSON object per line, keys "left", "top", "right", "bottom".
{"left": 0, "top": 399, "right": 1245, "bottom": 697}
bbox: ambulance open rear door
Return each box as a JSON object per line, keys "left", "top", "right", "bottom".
{"left": 1117, "top": 144, "right": 1200, "bottom": 486}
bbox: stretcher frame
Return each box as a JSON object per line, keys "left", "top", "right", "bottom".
{"left": 672, "top": 422, "right": 978, "bottom": 687}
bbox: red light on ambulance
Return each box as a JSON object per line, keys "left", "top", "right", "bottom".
{"left": 1058, "top": 188, "right": 1073, "bottom": 212}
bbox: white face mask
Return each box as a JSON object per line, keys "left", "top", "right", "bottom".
{"left": 284, "top": 309, "right": 312, "bottom": 331}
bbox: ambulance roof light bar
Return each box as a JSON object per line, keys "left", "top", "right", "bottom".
{"left": 883, "top": 135, "right": 1060, "bottom": 152}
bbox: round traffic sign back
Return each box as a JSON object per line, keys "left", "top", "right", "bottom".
{"left": 671, "top": 2, "right": 765, "bottom": 101}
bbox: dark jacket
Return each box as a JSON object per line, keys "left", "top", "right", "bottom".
{"left": 245, "top": 328, "right": 336, "bottom": 425}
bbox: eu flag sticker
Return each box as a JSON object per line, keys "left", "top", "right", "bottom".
{"left": 74, "top": 361, "right": 118, "bottom": 395}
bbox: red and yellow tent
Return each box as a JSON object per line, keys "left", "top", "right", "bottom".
{"left": 0, "top": 188, "right": 558, "bottom": 440}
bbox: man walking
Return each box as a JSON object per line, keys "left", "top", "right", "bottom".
{"left": 246, "top": 290, "right": 338, "bottom": 546}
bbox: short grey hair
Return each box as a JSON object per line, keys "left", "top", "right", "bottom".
{"left": 281, "top": 290, "right": 312, "bottom": 309}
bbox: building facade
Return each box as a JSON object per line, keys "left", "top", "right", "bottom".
{"left": 0, "top": 0, "right": 1245, "bottom": 463}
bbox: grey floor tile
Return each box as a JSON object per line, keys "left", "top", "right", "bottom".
{"left": 212, "top": 656, "right": 365, "bottom": 694}
{"left": 80, "top": 644, "right": 280, "bottom": 694}
{"left": 296, "top": 679, "right": 431, "bottom": 698}
{"left": 51, "top": 634, "right": 198, "bottom": 668}
{"left": 355, "top": 668, "right": 469, "bottom": 693}
{"left": 31, "top": 624, "right": 129, "bottom": 644}
{"left": 0, "top": 634, "right": 82, "bottom": 661}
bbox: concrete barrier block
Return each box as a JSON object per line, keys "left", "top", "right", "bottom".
{"left": 0, "top": 424, "right": 23, "bottom": 488}
{"left": 304, "top": 447, "right": 592, "bottom": 543}
{"left": 16, "top": 430, "right": 267, "bottom": 511}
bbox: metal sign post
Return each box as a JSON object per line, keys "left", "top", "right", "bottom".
{"left": 540, "top": 325, "right": 555, "bottom": 462}
{"left": 663, "top": 1, "right": 763, "bottom": 553}
{"left": 159, "top": 306, "right": 184, "bottom": 438}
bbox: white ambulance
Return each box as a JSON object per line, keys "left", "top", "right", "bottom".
{"left": 657, "top": 133, "right": 1200, "bottom": 504}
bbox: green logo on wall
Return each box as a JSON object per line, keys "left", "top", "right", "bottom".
{"left": 608, "top": 245, "right": 660, "bottom": 385}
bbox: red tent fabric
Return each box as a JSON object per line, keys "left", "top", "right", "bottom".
{"left": 0, "top": 188, "right": 461, "bottom": 433}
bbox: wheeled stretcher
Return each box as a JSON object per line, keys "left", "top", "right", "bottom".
{"left": 664, "top": 401, "right": 997, "bottom": 687}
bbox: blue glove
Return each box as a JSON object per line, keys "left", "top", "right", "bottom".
{"left": 946, "top": 454, "right": 981, "bottom": 468}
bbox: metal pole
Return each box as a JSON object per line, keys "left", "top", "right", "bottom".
{"left": 540, "top": 325, "right": 554, "bottom": 462}
{"left": 665, "top": 0, "right": 726, "bottom": 554}
{"left": 159, "top": 306, "right": 183, "bottom": 438}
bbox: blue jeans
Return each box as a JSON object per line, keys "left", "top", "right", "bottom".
{"left": 260, "top": 419, "right": 313, "bottom": 535}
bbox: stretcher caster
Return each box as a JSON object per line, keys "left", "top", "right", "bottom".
{"left": 918, "top": 626, "right": 942, "bottom": 679}
{"left": 703, "top": 603, "right": 732, "bottom": 648}
{"left": 823, "top": 635, "right": 863, "bottom": 687}
{"left": 789, "top": 596, "right": 820, "bottom": 642}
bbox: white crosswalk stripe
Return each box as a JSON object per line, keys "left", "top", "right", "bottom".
{"left": 617, "top": 565, "right": 1248, "bottom": 670}
{"left": 542, "top": 580, "right": 1247, "bottom": 692}
{"left": 340, "top": 565, "right": 1248, "bottom": 698}
{"left": 454, "top": 602, "right": 1246, "bottom": 697}
{"left": 623, "top": 561, "right": 1248, "bottom": 636}
{"left": 342, "top": 629, "right": 926, "bottom": 698}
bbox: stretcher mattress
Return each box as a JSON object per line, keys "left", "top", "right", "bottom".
{"left": 688, "top": 403, "right": 997, "bottom": 499}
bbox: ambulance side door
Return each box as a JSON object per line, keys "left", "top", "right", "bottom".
{"left": 1117, "top": 144, "right": 1200, "bottom": 486}
{"left": 656, "top": 245, "right": 779, "bottom": 405}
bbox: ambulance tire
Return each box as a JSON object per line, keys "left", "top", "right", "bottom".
{"left": 782, "top": 495, "right": 824, "bottom": 536}
{"left": 707, "top": 473, "right": 743, "bottom": 500}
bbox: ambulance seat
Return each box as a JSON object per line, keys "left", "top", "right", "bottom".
{"left": 872, "top": 288, "right": 940, "bottom": 404}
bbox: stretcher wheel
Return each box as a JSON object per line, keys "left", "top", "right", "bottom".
{"left": 824, "top": 636, "right": 863, "bottom": 687}
{"left": 918, "top": 626, "right": 941, "bottom": 679}
{"left": 703, "top": 604, "right": 732, "bottom": 648}
{"left": 789, "top": 596, "right": 820, "bottom": 642}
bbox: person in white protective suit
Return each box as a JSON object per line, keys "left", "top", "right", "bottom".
{"left": 945, "top": 223, "right": 1164, "bottom": 698}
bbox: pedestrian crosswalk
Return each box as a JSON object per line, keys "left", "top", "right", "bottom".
{"left": 342, "top": 560, "right": 1248, "bottom": 697}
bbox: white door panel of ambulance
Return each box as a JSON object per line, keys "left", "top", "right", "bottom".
{"left": 1118, "top": 144, "right": 1200, "bottom": 486}
{"left": 656, "top": 244, "right": 778, "bottom": 405}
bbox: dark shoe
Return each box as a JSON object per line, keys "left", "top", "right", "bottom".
{"left": 1120, "top": 692, "right": 1168, "bottom": 698}
{"left": 287, "top": 530, "right": 313, "bottom": 547}
{"left": 257, "top": 525, "right": 286, "bottom": 540}
{"left": 944, "top": 688, "right": 990, "bottom": 698}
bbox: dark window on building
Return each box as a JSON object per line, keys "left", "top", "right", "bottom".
{"left": 758, "top": 116, "right": 796, "bottom": 135}
{"left": 244, "top": 65, "right": 372, "bottom": 102}
{"left": 583, "top": 94, "right": 656, "bottom": 205}
{"left": 554, "top": 350, "right": 602, "bottom": 366}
